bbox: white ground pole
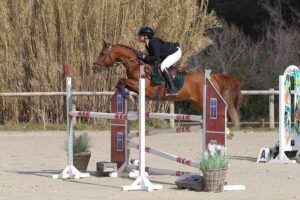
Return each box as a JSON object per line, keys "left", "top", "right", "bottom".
{"left": 122, "top": 65, "right": 163, "bottom": 192}
{"left": 127, "top": 164, "right": 200, "bottom": 177}
{"left": 271, "top": 75, "right": 296, "bottom": 163}
{"left": 53, "top": 72, "right": 90, "bottom": 179}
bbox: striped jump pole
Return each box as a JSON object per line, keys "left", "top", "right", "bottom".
{"left": 69, "top": 111, "right": 138, "bottom": 120}
{"left": 69, "top": 111, "right": 202, "bottom": 122}
{"left": 128, "top": 125, "right": 202, "bottom": 139}
{"left": 128, "top": 141, "right": 199, "bottom": 168}
{"left": 127, "top": 164, "right": 200, "bottom": 177}
{"left": 145, "top": 112, "right": 202, "bottom": 122}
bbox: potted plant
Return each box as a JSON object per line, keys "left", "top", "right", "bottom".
{"left": 200, "top": 144, "right": 229, "bottom": 192}
{"left": 66, "top": 133, "right": 91, "bottom": 172}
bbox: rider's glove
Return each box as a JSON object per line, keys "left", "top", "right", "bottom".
{"left": 136, "top": 52, "right": 145, "bottom": 60}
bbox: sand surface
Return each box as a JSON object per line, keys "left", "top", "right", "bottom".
{"left": 0, "top": 130, "right": 300, "bottom": 200}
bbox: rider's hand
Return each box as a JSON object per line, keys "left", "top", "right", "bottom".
{"left": 136, "top": 52, "right": 145, "bottom": 60}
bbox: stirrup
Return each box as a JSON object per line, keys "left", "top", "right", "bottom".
{"left": 166, "top": 90, "right": 178, "bottom": 96}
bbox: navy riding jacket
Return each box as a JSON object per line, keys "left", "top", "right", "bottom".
{"left": 142, "top": 38, "right": 179, "bottom": 64}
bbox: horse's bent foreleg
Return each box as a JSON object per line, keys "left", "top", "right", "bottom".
{"left": 116, "top": 78, "right": 139, "bottom": 103}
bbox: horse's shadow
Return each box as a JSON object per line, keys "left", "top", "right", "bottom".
{"left": 13, "top": 169, "right": 59, "bottom": 178}
{"left": 8, "top": 169, "right": 121, "bottom": 189}
{"left": 9, "top": 169, "right": 175, "bottom": 188}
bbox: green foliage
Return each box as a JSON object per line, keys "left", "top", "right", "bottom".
{"left": 200, "top": 145, "right": 229, "bottom": 171}
{"left": 65, "top": 133, "right": 91, "bottom": 154}
{"left": 200, "top": 154, "right": 230, "bottom": 171}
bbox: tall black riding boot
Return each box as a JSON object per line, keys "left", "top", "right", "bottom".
{"left": 162, "top": 69, "right": 178, "bottom": 96}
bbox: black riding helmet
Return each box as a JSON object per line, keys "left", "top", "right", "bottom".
{"left": 138, "top": 26, "right": 154, "bottom": 38}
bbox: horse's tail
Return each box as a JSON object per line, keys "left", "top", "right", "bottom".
{"left": 227, "top": 81, "right": 242, "bottom": 128}
{"left": 232, "top": 79, "right": 243, "bottom": 127}
{"left": 212, "top": 74, "right": 243, "bottom": 128}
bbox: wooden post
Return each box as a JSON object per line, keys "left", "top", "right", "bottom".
{"left": 269, "top": 88, "right": 275, "bottom": 129}
{"left": 42, "top": 104, "right": 46, "bottom": 130}
{"left": 260, "top": 119, "right": 265, "bottom": 128}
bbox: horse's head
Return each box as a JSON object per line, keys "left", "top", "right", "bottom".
{"left": 92, "top": 40, "right": 117, "bottom": 74}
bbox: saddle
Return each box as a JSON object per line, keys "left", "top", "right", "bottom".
{"left": 151, "top": 65, "right": 186, "bottom": 89}
{"left": 170, "top": 66, "right": 187, "bottom": 77}
{"left": 149, "top": 65, "right": 186, "bottom": 99}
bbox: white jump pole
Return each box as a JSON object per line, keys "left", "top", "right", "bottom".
{"left": 202, "top": 70, "right": 210, "bottom": 154}
{"left": 122, "top": 65, "right": 162, "bottom": 192}
{"left": 68, "top": 111, "right": 202, "bottom": 122}
{"left": 144, "top": 112, "right": 202, "bottom": 122}
{"left": 53, "top": 65, "right": 90, "bottom": 179}
{"left": 69, "top": 111, "right": 137, "bottom": 120}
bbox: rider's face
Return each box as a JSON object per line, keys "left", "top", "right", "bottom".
{"left": 136, "top": 35, "right": 146, "bottom": 43}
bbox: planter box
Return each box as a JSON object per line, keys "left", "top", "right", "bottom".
{"left": 73, "top": 152, "right": 91, "bottom": 172}
{"left": 203, "top": 168, "right": 227, "bottom": 192}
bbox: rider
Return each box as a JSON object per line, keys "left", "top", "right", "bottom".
{"left": 136, "top": 26, "right": 182, "bottom": 96}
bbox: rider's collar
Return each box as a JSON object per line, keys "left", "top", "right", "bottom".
{"left": 145, "top": 39, "right": 149, "bottom": 47}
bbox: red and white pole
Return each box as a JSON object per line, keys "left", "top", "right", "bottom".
{"left": 128, "top": 141, "right": 199, "bottom": 168}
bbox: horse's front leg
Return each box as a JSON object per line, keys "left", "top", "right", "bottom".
{"left": 116, "top": 78, "right": 139, "bottom": 102}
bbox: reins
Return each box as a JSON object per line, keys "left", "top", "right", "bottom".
{"left": 93, "top": 45, "right": 138, "bottom": 75}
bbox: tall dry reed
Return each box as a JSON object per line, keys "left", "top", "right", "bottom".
{"left": 0, "top": 0, "right": 219, "bottom": 124}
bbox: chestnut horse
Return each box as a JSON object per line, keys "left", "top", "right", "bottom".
{"left": 92, "top": 41, "right": 243, "bottom": 128}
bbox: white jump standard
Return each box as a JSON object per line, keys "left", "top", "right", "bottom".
{"left": 257, "top": 65, "right": 300, "bottom": 163}
{"left": 53, "top": 65, "right": 90, "bottom": 179}
{"left": 122, "top": 67, "right": 163, "bottom": 191}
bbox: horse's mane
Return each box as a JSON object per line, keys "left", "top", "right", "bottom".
{"left": 116, "top": 44, "right": 137, "bottom": 54}
{"left": 116, "top": 44, "right": 151, "bottom": 67}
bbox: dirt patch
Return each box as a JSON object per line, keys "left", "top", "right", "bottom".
{"left": 0, "top": 130, "right": 299, "bottom": 200}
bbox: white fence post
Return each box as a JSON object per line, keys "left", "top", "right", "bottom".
{"left": 169, "top": 102, "right": 175, "bottom": 128}
{"left": 269, "top": 88, "right": 275, "bottom": 129}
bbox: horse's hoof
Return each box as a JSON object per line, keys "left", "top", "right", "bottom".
{"left": 226, "top": 128, "right": 234, "bottom": 139}
{"left": 226, "top": 133, "right": 234, "bottom": 140}
{"left": 127, "top": 95, "right": 135, "bottom": 103}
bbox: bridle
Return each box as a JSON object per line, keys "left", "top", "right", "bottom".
{"left": 92, "top": 45, "right": 137, "bottom": 73}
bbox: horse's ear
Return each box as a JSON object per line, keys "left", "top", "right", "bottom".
{"left": 102, "top": 39, "right": 110, "bottom": 47}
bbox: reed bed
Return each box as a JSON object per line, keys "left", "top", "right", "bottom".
{"left": 0, "top": 0, "right": 219, "bottom": 125}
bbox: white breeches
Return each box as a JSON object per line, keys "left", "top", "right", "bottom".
{"left": 160, "top": 47, "right": 182, "bottom": 71}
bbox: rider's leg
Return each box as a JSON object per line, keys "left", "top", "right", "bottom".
{"left": 161, "top": 48, "right": 182, "bottom": 96}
